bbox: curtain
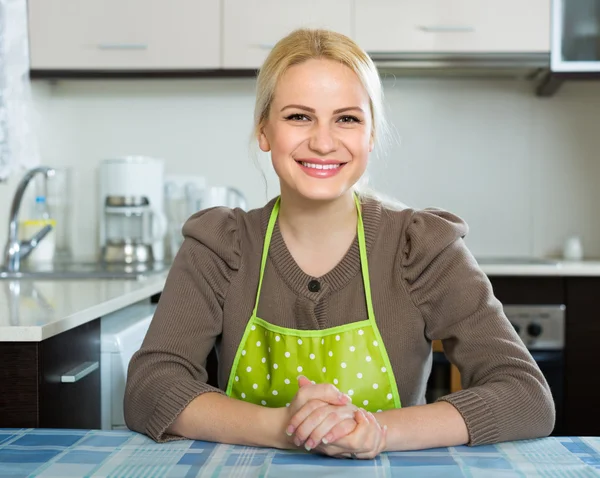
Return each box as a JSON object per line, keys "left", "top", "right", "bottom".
{"left": 0, "top": 0, "right": 39, "bottom": 181}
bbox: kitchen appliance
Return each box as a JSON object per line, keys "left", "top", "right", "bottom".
{"left": 164, "top": 178, "right": 247, "bottom": 259}
{"left": 164, "top": 175, "right": 207, "bottom": 259}
{"left": 100, "top": 300, "right": 156, "bottom": 430}
{"left": 427, "top": 304, "right": 565, "bottom": 436}
{"left": 203, "top": 186, "right": 247, "bottom": 210}
{"left": 99, "top": 157, "right": 167, "bottom": 264}
{"left": 537, "top": 0, "right": 600, "bottom": 95}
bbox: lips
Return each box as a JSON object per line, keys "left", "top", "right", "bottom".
{"left": 295, "top": 159, "right": 347, "bottom": 178}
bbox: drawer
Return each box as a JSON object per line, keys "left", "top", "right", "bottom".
{"left": 39, "top": 320, "right": 101, "bottom": 429}
{"left": 355, "top": 0, "right": 550, "bottom": 53}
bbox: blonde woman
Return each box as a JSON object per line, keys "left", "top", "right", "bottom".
{"left": 124, "top": 29, "right": 554, "bottom": 459}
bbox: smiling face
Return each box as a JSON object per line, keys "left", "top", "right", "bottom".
{"left": 258, "top": 58, "right": 374, "bottom": 202}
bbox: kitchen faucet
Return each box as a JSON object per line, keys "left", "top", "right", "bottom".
{"left": 2, "top": 166, "right": 55, "bottom": 272}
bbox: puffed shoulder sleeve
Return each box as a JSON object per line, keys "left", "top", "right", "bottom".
{"left": 124, "top": 207, "right": 240, "bottom": 442}
{"left": 401, "top": 209, "right": 555, "bottom": 446}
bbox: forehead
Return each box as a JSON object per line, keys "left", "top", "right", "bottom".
{"left": 273, "top": 59, "right": 370, "bottom": 109}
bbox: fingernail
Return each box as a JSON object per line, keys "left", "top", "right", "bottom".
{"left": 294, "top": 437, "right": 302, "bottom": 447}
{"left": 323, "top": 434, "right": 332, "bottom": 444}
{"left": 286, "top": 425, "right": 295, "bottom": 436}
{"left": 305, "top": 439, "right": 314, "bottom": 451}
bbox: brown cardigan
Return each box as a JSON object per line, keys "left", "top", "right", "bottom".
{"left": 124, "top": 196, "right": 555, "bottom": 444}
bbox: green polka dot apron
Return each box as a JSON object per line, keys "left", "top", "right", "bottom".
{"left": 225, "top": 195, "right": 401, "bottom": 413}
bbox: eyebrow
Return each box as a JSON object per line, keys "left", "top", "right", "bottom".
{"left": 280, "top": 104, "right": 364, "bottom": 114}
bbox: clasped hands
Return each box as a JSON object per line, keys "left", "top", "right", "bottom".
{"left": 280, "top": 376, "right": 387, "bottom": 459}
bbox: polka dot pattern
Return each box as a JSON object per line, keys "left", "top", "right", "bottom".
{"left": 228, "top": 320, "right": 398, "bottom": 412}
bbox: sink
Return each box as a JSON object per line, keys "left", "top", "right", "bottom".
{"left": 0, "top": 261, "right": 171, "bottom": 280}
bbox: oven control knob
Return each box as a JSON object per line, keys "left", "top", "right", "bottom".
{"left": 527, "top": 322, "right": 543, "bottom": 337}
{"left": 511, "top": 322, "right": 521, "bottom": 335}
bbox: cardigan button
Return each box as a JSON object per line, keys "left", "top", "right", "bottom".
{"left": 308, "top": 280, "right": 321, "bottom": 292}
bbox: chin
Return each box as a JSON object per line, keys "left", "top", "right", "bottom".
{"left": 290, "top": 180, "right": 355, "bottom": 203}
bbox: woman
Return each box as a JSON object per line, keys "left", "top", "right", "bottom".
{"left": 124, "top": 28, "right": 555, "bottom": 459}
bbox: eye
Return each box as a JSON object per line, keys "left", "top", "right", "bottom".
{"left": 285, "top": 113, "right": 310, "bottom": 121}
{"left": 338, "top": 115, "right": 361, "bottom": 124}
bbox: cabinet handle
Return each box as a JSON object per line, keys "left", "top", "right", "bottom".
{"left": 419, "top": 25, "right": 475, "bottom": 33}
{"left": 61, "top": 361, "right": 99, "bottom": 383}
{"left": 97, "top": 43, "right": 148, "bottom": 50}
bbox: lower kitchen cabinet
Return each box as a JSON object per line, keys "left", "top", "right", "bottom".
{"left": 563, "top": 278, "right": 600, "bottom": 436}
{"left": 429, "top": 276, "right": 600, "bottom": 437}
{"left": 0, "top": 320, "right": 100, "bottom": 429}
{"left": 490, "top": 276, "right": 600, "bottom": 436}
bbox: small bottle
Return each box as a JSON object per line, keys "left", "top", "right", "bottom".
{"left": 21, "top": 195, "right": 56, "bottom": 264}
{"left": 563, "top": 236, "right": 583, "bottom": 261}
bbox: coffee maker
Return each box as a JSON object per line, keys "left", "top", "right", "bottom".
{"left": 99, "top": 157, "right": 167, "bottom": 264}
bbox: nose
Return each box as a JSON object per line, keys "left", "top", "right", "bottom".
{"left": 308, "top": 123, "right": 337, "bottom": 155}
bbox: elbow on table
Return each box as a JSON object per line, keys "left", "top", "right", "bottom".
{"left": 533, "top": 391, "right": 556, "bottom": 439}
{"left": 122, "top": 380, "right": 147, "bottom": 436}
{"left": 510, "top": 381, "right": 556, "bottom": 442}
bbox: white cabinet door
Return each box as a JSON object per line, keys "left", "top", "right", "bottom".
{"left": 355, "top": 0, "right": 550, "bottom": 54}
{"left": 28, "top": 0, "right": 220, "bottom": 70}
{"left": 223, "top": 0, "right": 353, "bottom": 68}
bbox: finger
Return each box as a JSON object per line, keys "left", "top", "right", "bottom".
{"left": 297, "top": 375, "right": 313, "bottom": 388}
{"left": 295, "top": 406, "right": 355, "bottom": 449}
{"left": 365, "top": 411, "right": 382, "bottom": 431}
{"left": 351, "top": 411, "right": 383, "bottom": 460}
{"left": 294, "top": 382, "right": 350, "bottom": 410}
{"left": 286, "top": 399, "right": 328, "bottom": 438}
{"left": 306, "top": 415, "right": 356, "bottom": 450}
{"left": 321, "top": 417, "right": 357, "bottom": 445}
{"left": 339, "top": 409, "right": 371, "bottom": 452}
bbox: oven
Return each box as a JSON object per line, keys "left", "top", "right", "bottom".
{"left": 427, "top": 304, "right": 565, "bottom": 436}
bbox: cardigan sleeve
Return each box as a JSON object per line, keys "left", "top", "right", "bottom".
{"left": 124, "top": 206, "right": 240, "bottom": 442}
{"left": 401, "top": 208, "right": 555, "bottom": 445}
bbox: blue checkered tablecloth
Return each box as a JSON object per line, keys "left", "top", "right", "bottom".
{"left": 1, "top": 428, "right": 599, "bottom": 477}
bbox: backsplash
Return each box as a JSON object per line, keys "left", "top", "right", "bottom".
{"left": 1, "top": 77, "right": 599, "bottom": 260}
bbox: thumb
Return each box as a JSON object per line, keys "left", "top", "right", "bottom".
{"left": 297, "top": 375, "right": 313, "bottom": 388}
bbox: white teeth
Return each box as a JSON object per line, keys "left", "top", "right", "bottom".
{"left": 300, "top": 162, "right": 341, "bottom": 170}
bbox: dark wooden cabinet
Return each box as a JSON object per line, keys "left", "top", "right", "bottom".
{"left": 489, "top": 277, "right": 565, "bottom": 304}
{"left": 487, "top": 276, "right": 600, "bottom": 437}
{"left": 0, "top": 319, "right": 100, "bottom": 429}
{"left": 563, "top": 278, "right": 600, "bottom": 436}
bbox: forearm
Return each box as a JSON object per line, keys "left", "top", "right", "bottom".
{"left": 377, "top": 402, "right": 469, "bottom": 451}
{"left": 167, "top": 392, "right": 293, "bottom": 449}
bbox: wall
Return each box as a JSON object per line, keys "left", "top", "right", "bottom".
{"left": 1, "top": 76, "right": 599, "bottom": 261}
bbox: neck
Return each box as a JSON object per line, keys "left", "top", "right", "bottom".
{"left": 278, "top": 188, "right": 357, "bottom": 243}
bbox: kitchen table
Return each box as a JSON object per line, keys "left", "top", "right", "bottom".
{"left": 1, "top": 428, "right": 599, "bottom": 477}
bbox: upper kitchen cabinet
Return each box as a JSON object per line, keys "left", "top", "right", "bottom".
{"left": 28, "top": 0, "right": 220, "bottom": 71}
{"left": 355, "top": 0, "right": 550, "bottom": 54}
{"left": 223, "top": 0, "right": 353, "bottom": 69}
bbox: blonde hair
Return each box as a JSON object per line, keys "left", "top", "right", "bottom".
{"left": 253, "top": 28, "right": 405, "bottom": 209}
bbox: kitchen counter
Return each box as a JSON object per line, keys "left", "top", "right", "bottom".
{"left": 478, "top": 259, "right": 600, "bottom": 277}
{"left": 2, "top": 258, "right": 600, "bottom": 343}
{"left": 0, "top": 274, "right": 167, "bottom": 342}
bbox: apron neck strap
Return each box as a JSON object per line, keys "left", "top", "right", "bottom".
{"left": 252, "top": 194, "right": 375, "bottom": 323}
{"left": 252, "top": 196, "right": 281, "bottom": 317}
{"left": 355, "top": 193, "right": 376, "bottom": 323}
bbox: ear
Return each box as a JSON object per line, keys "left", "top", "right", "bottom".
{"left": 368, "top": 132, "right": 375, "bottom": 153}
{"left": 258, "top": 126, "right": 271, "bottom": 153}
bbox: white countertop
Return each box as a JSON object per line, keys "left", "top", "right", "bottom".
{"left": 478, "top": 260, "right": 600, "bottom": 277}
{"left": 1, "top": 259, "right": 599, "bottom": 343}
{"left": 0, "top": 274, "right": 166, "bottom": 342}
